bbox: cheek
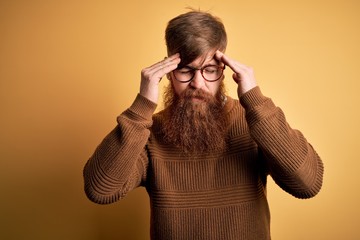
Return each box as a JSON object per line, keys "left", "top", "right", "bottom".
{"left": 207, "top": 81, "right": 222, "bottom": 96}
{"left": 170, "top": 75, "right": 188, "bottom": 95}
{"left": 173, "top": 82, "right": 188, "bottom": 95}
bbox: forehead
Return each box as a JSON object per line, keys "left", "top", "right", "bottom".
{"left": 188, "top": 52, "right": 218, "bottom": 67}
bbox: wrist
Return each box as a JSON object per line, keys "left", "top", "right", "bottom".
{"left": 139, "top": 88, "right": 159, "bottom": 104}
{"left": 239, "top": 86, "right": 267, "bottom": 109}
{"left": 128, "top": 94, "right": 158, "bottom": 120}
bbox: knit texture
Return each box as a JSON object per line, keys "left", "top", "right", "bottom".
{"left": 83, "top": 87, "right": 324, "bottom": 240}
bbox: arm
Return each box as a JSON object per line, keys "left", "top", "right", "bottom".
{"left": 83, "top": 94, "right": 156, "bottom": 204}
{"left": 83, "top": 54, "right": 181, "bottom": 204}
{"left": 216, "top": 51, "right": 324, "bottom": 198}
{"left": 240, "top": 87, "right": 323, "bottom": 198}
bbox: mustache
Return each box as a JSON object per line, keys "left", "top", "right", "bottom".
{"left": 182, "top": 88, "right": 213, "bottom": 101}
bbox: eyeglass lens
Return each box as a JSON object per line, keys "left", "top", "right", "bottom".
{"left": 174, "top": 65, "right": 224, "bottom": 82}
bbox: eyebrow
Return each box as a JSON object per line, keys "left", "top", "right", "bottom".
{"left": 186, "top": 59, "right": 220, "bottom": 69}
{"left": 186, "top": 64, "right": 219, "bottom": 70}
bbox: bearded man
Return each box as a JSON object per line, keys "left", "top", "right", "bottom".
{"left": 83, "top": 10, "right": 324, "bottom": 240}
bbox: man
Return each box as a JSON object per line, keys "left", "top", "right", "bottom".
{"left": 83, "top": 10, "right": 324, "bottom": 239}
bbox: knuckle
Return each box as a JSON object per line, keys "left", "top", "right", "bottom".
{"left": 141, "top": 69, "right": 150, "bottom": 78}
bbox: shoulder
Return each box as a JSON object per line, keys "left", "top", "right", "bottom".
{"left": 225, "top": 95, "right": 243, "bottom": 116}
{"left": 151, "top": 108, "right": 167, "bottom": 135}
{"left": 152, "top": 109, "right": 166, "bottom": 123}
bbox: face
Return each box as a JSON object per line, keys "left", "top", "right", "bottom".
{"left": 169, "top": 51, "right": 224, "bottom": 99}
{"left": 162, "top": 51, "right": 228, "bottom": 154}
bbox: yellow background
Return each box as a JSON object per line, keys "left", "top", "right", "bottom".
{"left": 1, "top": 0, "right": 359, "bottom": 239}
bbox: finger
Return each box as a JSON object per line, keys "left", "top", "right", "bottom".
{"left": 215, "top": 50, "right": 242, "bottom": 73}
{"left": 148, "top": 53, "right": 180, "bottom": 74}
{"left": 161, "top": 53, "right": 181, "bottom": 71}
{"left": 161, "top": 58, "right": 181, "bottom": 74}
{"left": 232, "top": 72, "right": 241, "bottom": 84}
{"left": 143, "top": 54, "right": 181, "bottom": 82}
{"left": 215, "top": 50, "right": 251, "bottom": 80}
{"left": 215, "top": 50, "right": 224, "bottom": 61}
{"left": 148, "top": 53, "right": 180, "bottom": 70}
{"left": 151, "top": 55, "right": 180, "bottom": 77}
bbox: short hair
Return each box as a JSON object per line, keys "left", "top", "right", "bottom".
{"left": 165, "top": 10, "right": 227, "bottom": 67}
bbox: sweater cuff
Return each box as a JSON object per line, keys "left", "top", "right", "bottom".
{"left": 239, "top": 86, "right": 269, "bottom": 110}
{"left": 127, "top": 94, "right": 158, "bottom": 121}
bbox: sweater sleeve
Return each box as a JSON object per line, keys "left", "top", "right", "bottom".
{"left": 83, "top": 94, "right": 157, "bottom": 204}
{"left": 240, "top": 87, "right": 324, "bottom": 199}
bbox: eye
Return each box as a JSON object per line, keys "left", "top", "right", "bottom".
{"left": 203, "top": 66, "right": 219, "bottom": 74}
{"left": 177, "top": 67, "right": 193, "bottom": 74}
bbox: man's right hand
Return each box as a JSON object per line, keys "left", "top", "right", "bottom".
{"left": 140, "top": 53, "right": 181, "bottom": 104}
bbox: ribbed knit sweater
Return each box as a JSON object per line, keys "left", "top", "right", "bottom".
{"left": 83, "top": 87, "right": 324, "bottom": 240}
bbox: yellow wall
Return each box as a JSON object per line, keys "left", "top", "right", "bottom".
{"left": 1, "top": 0, "right": 359, "bottom": 239}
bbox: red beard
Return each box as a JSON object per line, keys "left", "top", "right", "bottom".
{"left": 161, "top": 82, "right": 228, "bottom": 154}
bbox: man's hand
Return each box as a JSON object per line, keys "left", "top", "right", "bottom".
{"left": 140, "top": 53, "right": 181, "bottom": 103}
{"left": 215, "top": 50, "right": 257, "bottom": 98}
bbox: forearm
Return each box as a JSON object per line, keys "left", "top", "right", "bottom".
{"left": 83, "top": 94, "right": 157, "bottom": 204}
{"left": 240, "top": 87, "right": 324, "bottom": 198}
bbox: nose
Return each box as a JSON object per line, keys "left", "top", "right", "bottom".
{"left": 189, "top": 70, "right": 205, "bottom": 89}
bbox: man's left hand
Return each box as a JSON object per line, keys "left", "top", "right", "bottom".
{"left": 215, "top": 50, "right": 257, "bottom": 98}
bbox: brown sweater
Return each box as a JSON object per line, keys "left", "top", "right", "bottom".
{"left": 83, "top": 87, "right": 324, "bottom": 240}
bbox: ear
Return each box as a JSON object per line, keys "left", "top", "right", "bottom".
{"left": 166, "top": 72, "right": 172, "bottom": 80}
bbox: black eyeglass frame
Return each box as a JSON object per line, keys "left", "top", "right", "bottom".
{"left": 172, "top": 65, "right": 226, "bottom": 83}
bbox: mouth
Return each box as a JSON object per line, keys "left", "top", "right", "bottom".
{"left": 191, "top": 95, "right": 206, "bottom": 102}
{"left": 193, "top": 95, "right": 204, "bottom": 99}
{"left": 183, "top": 89, "right": 210, "bottom": 103}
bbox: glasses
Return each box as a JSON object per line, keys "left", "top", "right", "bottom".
{"left": 173, "top": 65, "right": 225, "bottom": 83}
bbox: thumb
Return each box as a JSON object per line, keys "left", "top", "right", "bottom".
{"left": 232, "top": 73, "right": 241, "bottom": 84}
